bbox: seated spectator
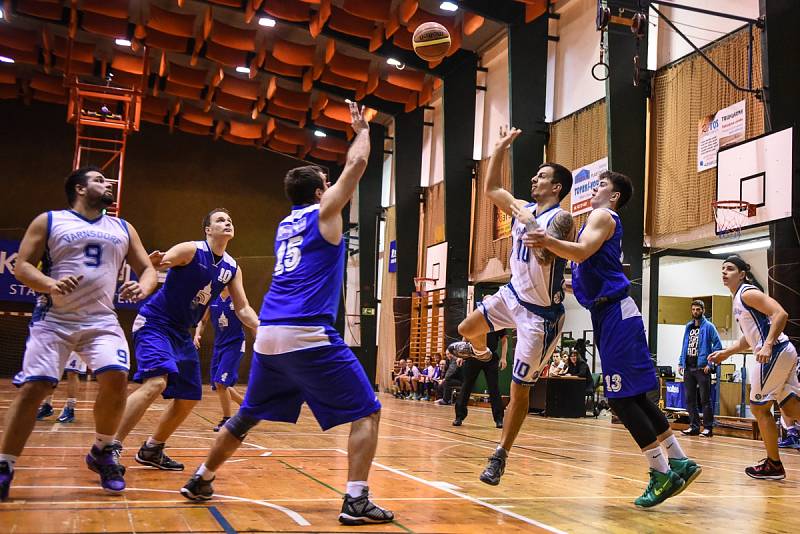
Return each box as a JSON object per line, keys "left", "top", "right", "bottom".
{"left": 414, "top": 356, "right": 434, "bottom": 400}
{"left": 565, "top": 350, "right": 593, "bottom": 394}
{"left": 429, "top": 359, "right": 447, "bottom": 400}
{"left": 435, "top": 352, "right": 463, "bottom": 405}
{"left": 548, "top": 353, "right": 566, "bottom": 377}
{"left": 404, "top": 359, "right": 421, "bottom": 400}
{"left": 394, "top": 359, "right": 410, "bottom": 398}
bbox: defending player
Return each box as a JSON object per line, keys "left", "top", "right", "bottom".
{"left": 0, "top": 167, "right": 157, "bottom": 500}
{"left": 526, "top": 170, "right": 701, "bottom": 507}
{"left": 709, "top": 255, "right": 800, "bottom": 479}
{"left": 445, "top": 126, "right": 575, "bottom": 487}
{"left": 194, "top": 287, "right": 247, "bottom": 431}
{"left": 113, "top": 209, "right": 259, "bottom": 471}
{"left": 180, "top": 102, "right": 394, "bottom": 526}
{"left": 36, "top": 353, "right": 87, "bottom": 423}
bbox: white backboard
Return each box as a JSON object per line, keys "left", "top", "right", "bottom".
{"left": 716, "top": 127, "right": 793, "bottom": 233}
{"left": 424, "top": 242, "right": 447, "bottom": 291}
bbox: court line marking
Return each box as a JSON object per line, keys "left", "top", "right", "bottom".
{"left": 9, "top": 486, "right": 311, "bottom": 526}
{"left": 208, "top": 505, "right": 237, "bottom": 534}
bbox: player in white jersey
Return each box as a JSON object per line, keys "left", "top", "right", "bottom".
{"left": 709, "top": 255, "right": 800, "bottom": 479}
{"left": 446, "top": 126, "right": 575, "bottom": 486}
{"left": 0, "top": 167, "right": 157, "bottom": 501}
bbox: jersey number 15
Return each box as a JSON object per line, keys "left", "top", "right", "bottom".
{"left": 274, "top": 236, "right": 303, "bottom": 276}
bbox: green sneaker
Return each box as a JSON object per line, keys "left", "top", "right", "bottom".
{"left": 668, "top": 457, "right": 702, "bottom": 495}
{"left": 634, "top": 469, "right": 684, "bottom": 508}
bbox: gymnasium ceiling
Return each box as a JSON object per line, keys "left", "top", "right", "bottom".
{"left": 0, "top": 0, "right": 548, "bottom": 164}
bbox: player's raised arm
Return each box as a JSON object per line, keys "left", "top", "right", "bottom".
{"left": 525, "top": 207, "right": 613, "bottom": 263}
{"left": 485, "top": 126, "right": 525, "bottom": 217}
{"left": 149, "top": 241, "right": 198, "bottom": 271}
{"left": 226, "top": 267, "right": 259, "bottom": 334}
{"left": 318, "top": 102, "right": 370, "bottom": 243}
{"left": 15, "top": 213, "right": 82, "bottom": 295}
{"left": 120, "top": 223, "right": 158, "bottom": 302}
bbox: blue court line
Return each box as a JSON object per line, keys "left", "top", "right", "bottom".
{"left": 208, "top": 505, "right": 238, "bottom": 534}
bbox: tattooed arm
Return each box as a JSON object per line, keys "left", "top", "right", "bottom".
{"left": 532, "top": 210, "right": 575, "bottom": 265}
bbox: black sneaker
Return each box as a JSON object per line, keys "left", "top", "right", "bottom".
{"left": 745, "top": 458, "right": 785, "bottom": 480}
{"left": 700, "top": 429, "right": 713, "bottom": 438}
{"left": 213, "top": 417, "right": 230, "bottom": 432}
{"left": 495, "top": 421, "right": 503, "bottom": 429}
{"left": 338, "top": 488, "right": 394, "bottom": 525}
{"left": 181, "top": 473, "right": 214, "bottom": 501}
{"left": 479, "top": 451, "right": 507, "bottom": 486}
{"left": 681, "top": 428, "right": 700, "bottom": 436}
{"left": 452, "top": 419, "right": 463, "bottom": 426}
{"left": 135, "top": 442, "right": 184, "bottom": 471}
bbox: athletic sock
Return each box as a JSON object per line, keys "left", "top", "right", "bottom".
{"left": 95, "top": 434, "right": 115, "bottom": 450}
{"left": 662, "top": 434, "right": 687, "bottom": 459}
{"left": 0, "top": 454, "right": 18, "bottom": 471}
{"left": 644, "top": 447, "right": 669, "bottom": 473}
{"left": 346, "top": 480, "right": 368, "bottom": 498}
{"left": 66, "top": 398, "right": 77, "bottom": 409}
{"left": 197, "top": 463, "right": 215, "bottom": 481}
{"left": 145, "top": 437, "right": 164, "bottom": 448}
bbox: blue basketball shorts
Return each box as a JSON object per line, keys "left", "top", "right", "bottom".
{"left": 210, "top": 339, "right": 245, "bottom": 389}
{"left": 240, "top": 324, "right": 381, "bottom": 431}
{"left": 132, "top": 314, "right": 202, "bottom": 401}
{"left": 591, "top": 296, "right": 659, "bottom": 399}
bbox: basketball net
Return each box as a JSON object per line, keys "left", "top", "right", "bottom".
{"left": 712, "top": 200, "right": 756, "bottom": 239}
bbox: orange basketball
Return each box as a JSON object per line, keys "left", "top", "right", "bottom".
{"left": 412, "top": 22, "right": 451, "bottom": 62}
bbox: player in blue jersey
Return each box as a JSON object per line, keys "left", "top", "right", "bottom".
{"left": 0, "top": 167, "right": 157, "bottom": 501}
{"left": 181, "top": 103, "right": 394, "bottom": 525}
{"left": 526, "top": 170, "right": 701, "bottom": 508}
{"left": 194, "top": 287, "right": 247, "bottom": 431}
{"left": 708, "top": 255, "right": 800, "bottom": 479}
{"left": 113, "top": 208, "right": 259, "bottom": 471}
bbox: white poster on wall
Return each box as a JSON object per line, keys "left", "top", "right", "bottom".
{"left": 570, "top": 157, "right": 608, "bottom": 216}
{"left": 697, "top": 99, "right": 746, "bottom": 172}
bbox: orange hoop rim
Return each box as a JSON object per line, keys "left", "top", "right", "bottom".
{"left": 712, "top": 200, "right": 757, "bottom": 217}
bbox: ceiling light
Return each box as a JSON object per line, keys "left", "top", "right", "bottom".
{"left": 236, "top": 66, "right": 250, "bottom": 74}
{"left": 709, "top": 238, "right": 771, "bottom": 255}
{"left": 314, "top": 130, "right": 327, "bottom": 138}
{"left": 440, "top": 1, "right": 458, "bottom": 12}
{"left": 386, "top": 58, "right": 402, "bottom": 67}
{"left": 0, "top": 56, "right": 14, "bottom": 64}
{"left": 0, "top": 8, "right": 5, "bottom": 20}
{"left": 258, "top": 17, "right": 276, "bottom": 27}
{"left": 345, "top": 98, "right": 353, "bottom": 104}
{"left": 115, "top": 38, "right": 132, "bottom": 47}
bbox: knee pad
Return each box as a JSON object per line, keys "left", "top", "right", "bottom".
{"left": 223, "top": 412, "right": 260, "bottom": 441}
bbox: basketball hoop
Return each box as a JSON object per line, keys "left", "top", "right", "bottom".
{"left": 413, "top": 277, "right": 437, "bottom": 294}
{"left": 712, "top": 200, "right": 756, "bottom": 238}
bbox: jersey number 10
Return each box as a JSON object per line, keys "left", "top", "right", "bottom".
{"left": 274, "top": 236, "right": 303, "bottom": 276}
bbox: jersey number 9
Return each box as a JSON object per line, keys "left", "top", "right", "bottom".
{"left": 84, "top": 243, "right": 103, "bottom": 267}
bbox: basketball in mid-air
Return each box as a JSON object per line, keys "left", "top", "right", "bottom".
{"left": 412, "top": 22, "right": 451, "bottom": 62}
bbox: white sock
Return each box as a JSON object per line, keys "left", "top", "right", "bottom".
{"left": 662, "top": 435, "right": 686, "bottom": 460}
{"left": 346, "top": 480, "right": 368, "bottom": 498}
{"left": 197, "top": 463, "right": 215, "bottom": 481}
{"left": 0, "top": 454, "right": 18, "bottom": 471}
{"left": 95, "top": 434, "right": 115, "bottom": 449}
{"left": 146, "top": 437, "right": 164, "bottom": 448}
{"left": 66, "top": 398, "right": 77, "bottom": 409}
{"left": 644, "top": 447, "right": 669, "bottom": 473}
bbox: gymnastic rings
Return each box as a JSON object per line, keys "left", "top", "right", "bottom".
{"left": 632, "top": 54, "right": 641, "bottom": 87}
{"left": 592, "top": 42, "right": 610, "bottom": 81}
{"left": 631, "top": 12, "right": 647, "bottom": 39}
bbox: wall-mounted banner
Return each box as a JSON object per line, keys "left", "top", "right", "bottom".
{"left": 697, "top": 99, "right": 746, "bottom": 172}
{"left": 493, "top": 206, "right": 512, "bottom": 240}
{"left": 388, "top": 240, "right": 397, "bottom": 273}
{"left": 0, "top": 239, "right": 142, "bottom": 309}
{"left": 570, "top": 157, "right": 608, "bottom": 216}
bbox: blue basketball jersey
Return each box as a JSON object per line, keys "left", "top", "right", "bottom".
{"left": 571, "top": 208, "right": 631, "bottom": 309}
{"left": 140, "top": 241, "right": 238, "bottom": 330}
{"left": 210, "top": 294, "right": 245, "bottom": 347}
{"left": 259, "top": 204, "right": 345, "bottom": 326}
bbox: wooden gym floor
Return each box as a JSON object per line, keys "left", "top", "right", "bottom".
{"left": 0, "top": 379, "right": 796, "bottom": 534}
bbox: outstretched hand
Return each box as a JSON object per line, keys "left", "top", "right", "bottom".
{"left": 349, "top": 101, "right": 369, "bottom": 134}
{"left": 493, "top": 125, "right": 522, "bottom": 154}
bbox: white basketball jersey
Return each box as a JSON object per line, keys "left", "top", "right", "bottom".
{"left": 509, "top": 203, "right": 566, "bottom": 307}
{"left": 733, "top": 283, "right": 788, "bottom": 350}
{"left": 33, "top": 210, "right": 130, "bottom": 323}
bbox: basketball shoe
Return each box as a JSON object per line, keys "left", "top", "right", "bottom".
{"left": 213, "top": 417, "right": 230, "bottom": 432}
{"left": 135, "top": 442, "right": 184, "bottom": 471}
{"left": 668, "top": 457, "right": 702, "bottom": 494}
{"left": 181, "top": 473, "right": 214, "bottom": 501}
{"left": 57, "top": 407, "right": 75, "bottom": 423}
{"left": 634, "top": 469, "right": 684, "bottom": 508}
{"left": 0, "top": 461, "right": 13, "bottom": 501}
{"left": 338, "top": 488, "right": 394, "bottom": 525}
{"left": 778, "top": 428, "right": 800, "bottom": 449}
{"left": 447, "top": 341, "right": 492, "bottom": 362}
{"left": 479, "top": 449, "right": 507, "bottom": 486}
{"left": 745, "top": 458, "right": 785, "bottom": 480}
{"left": 85, "top": 445, "right": 126, "bottom": 494}
{"left": 36, "top": 403, "right": 53, "bottom": 420}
